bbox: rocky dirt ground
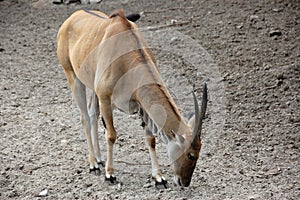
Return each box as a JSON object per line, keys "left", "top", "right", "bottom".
{"left": 0, "top": 0, "right": 299, "bottom": 199}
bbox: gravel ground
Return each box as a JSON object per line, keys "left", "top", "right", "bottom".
{"left": 0, "top": 0, "right": 299, "bottom": 199}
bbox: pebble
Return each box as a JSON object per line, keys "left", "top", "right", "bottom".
{"left": 170, "top": 37, "right": 180, "bottom": 43}
{"left": 85, "top": 183, "right": 92, "bottom": 188}
{"left": 37, "top": 189, "right": 48, "bottom": 197}
{"left": 276, "top": 73, "right": 285, "bottom": 80}
{"left": 249, "top": 15, "right": 259, "bottom": 22}
{"left": 61, "top": 139, "right": 68, "bottom": 144}
{"left": 269, "top": 29, "right": 282, "bottom": 37}
{"left": 64, "top": 192, "right": 74, "bottom": 199}
{"left": 171, "top": 19, "right": 178, "bottom": 24}
{"left": 248, "top": 194, "right": 260, "bottom": 200}
{"left": 272, "top": 8, "right": 282, "bottom": 12}
{"left": 143, "top": 183, "right": 152, "bottom": 188}
{"left": 236, "top": 24, "right": 243, "bottom": 29}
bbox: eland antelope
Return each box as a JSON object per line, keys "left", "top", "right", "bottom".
{"left": 56, "top": 9, "right": 207, "bottom": 188}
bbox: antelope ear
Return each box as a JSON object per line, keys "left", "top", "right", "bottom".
{"left": 169, "top": 130, "right": 185, "bottom": 144}
{"left": 187, "top": 114, "right": 195, "bottom": 128}
{"left": 175, "top": 133, "right": 185, "bottom": 144}
{"left": 161, "top": 130, "right": 175, "bottom": 143}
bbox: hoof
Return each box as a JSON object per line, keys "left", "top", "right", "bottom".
{"left": 155, "top": 178, "right": 168, "bottom": 189}
{"left": 98, "top": 161, "right": 105, "bottom": 167}
{"left": 105, "top": 174, "right": 117, "bottom": 184}
{"left": 89, "top": 167, "right": 101, "bottom": 176}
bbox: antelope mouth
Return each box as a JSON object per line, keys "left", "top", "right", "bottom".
{"left": 174, "top": 176, "right": 182, "bottom": 186}
{"left": 174, "top": 176, "right": 191, "bottom": 187}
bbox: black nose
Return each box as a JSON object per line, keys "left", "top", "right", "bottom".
{"left": 184, "top": 182, "right": 190, "bottom": 187}
{"left": 183, "top": 179, "right": 191, "bottom": 187}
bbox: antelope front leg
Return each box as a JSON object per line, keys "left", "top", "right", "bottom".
{"left": 100, "top": 99, "right": 117, "bottom": 183}
{"left": 145, "top": 128, "right": 168, "bottom": 189}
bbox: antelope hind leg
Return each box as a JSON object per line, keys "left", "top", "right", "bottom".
{"left": 88, "top": 92, "right": 105, "bottom": 169}
{"left": 73, "top": 78, "right": 100, "bottom": 174}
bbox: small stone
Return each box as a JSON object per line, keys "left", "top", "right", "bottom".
{"left": 52, "top": 0, "right": 62, "bottom": 4}
{"left": 143, "top": 183, "right": 152, "bottom": 188}
{"left": 37, "top": 189, "right": 48, "bottom": 197}
{"left": 269, "top": 29, "right": 282, "bottom": 37}
{"left": 89, "top": 0, "right": 102, "bottom": 3}
{"left": 19, "top": 165, "right": 24, "bottom": 170}
{"left": 277, "top": 79, "right": 283, "bottom": 86}
{"left": 85, "top": 188, "right": 92, "bottom": 196}
{"left": 170, "top": 37, "right": 180, "bottom": 43}
{"left": 249, "top": 15, "right": 259, "bottom": 22}
{"left": 8, "top": 190, "right": 19, "bottom": 198}
{"left": 272, "top": 8, "right": 282, "bottom": 12}
{"left": 248, "top": 194, "right": 260, "bottom": 200}
{"left": 236, "top": 24, "right": 243, "bottom": 29}
{"left": 64, "top": 192, "right": 74, "bottom": 199}
{"left": 61, "top": 139, "right": 68, "bottom": 144}
{"left": 170, "top": 19, "right": 178, "bottom": 24}
{"left": 277, "top": 73, "right": 285, "bottom": 80}
{"left": 236, "top": 51, "right": 242, "bottom": 57}
{"left": 85, "top": 183, "right": 92, "bottom": 188}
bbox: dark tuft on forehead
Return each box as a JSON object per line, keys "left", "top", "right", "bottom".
{"left": 109, "top": 9, "right": 125, "bottom": 18}
{"left": 109, "top": 9, "right": 131, "bottom": 28}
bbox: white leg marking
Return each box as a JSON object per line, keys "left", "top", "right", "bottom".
{"left": 145, "top": 127, "right": 164, "bottom": 182}
{"left": 88, "top": 93, "right": 103, "bottom": 164}
{"left": 73, "top": 78, "right": 97, "bottom": 170}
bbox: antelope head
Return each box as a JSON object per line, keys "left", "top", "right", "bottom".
{"left": 166, "top": 83, "right": 207, "bottom": 187}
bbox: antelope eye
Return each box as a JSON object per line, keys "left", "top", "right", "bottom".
{"left": 188, "top": 153, "right": 196, "bottom": 161}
